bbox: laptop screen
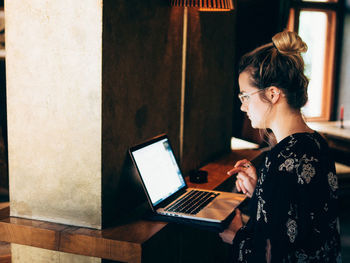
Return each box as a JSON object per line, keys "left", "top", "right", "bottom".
{"left": 130, "top": 137, "right": 186, "bottom": 206}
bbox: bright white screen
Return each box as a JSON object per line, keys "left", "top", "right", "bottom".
{"left": 132, "top": 138, "right": 186, "bottom": 206}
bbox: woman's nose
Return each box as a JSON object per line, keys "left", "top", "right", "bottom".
{"left": 240, "top": 103, "right": 247, "bottom": 112}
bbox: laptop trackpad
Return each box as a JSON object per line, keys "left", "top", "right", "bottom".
{"left": 208, "top": 195, "right": 242, "bottom": 210}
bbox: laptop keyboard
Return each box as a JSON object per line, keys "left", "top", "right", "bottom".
{"left": 165, "top": 190, "right": 220, "bottom": 215}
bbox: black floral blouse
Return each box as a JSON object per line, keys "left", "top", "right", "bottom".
{"left": 232, "top": 132, "right": 342, "bottom": 263}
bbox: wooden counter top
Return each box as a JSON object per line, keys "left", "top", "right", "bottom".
{"left": 0, "top": 205, "right": 169, "bottom": 262}
{"left": 307, "top": 121, "right": 350, "bottom": 166}
{"left": 307, "top": 121, "right": 350, "bottom": 141}
{"left": 0, "top": 149, "right": 262, "bottom": 262}
{"left": 187, "top": 149, "right": 262, "bottom": 190}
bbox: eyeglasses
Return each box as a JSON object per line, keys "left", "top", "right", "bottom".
{"left": 238, "top": 89, "right": 266, "bottom": 104}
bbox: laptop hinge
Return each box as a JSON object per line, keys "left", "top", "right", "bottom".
{"left": 154, "top": 187, "right": 187, "bottom": 210}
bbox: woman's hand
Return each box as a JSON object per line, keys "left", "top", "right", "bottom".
{"left": 219, "top": 209, "right": 243, "bottom": 244}
{"left": 227, "top": 159, "right": 257, "bottom": 198}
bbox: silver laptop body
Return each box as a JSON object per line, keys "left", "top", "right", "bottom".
{"left": 129, "top": 134, "right": 245, "bottom": 224}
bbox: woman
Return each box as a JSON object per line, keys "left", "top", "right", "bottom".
{"left": 219, "top": 31, "right": 342, "bottom": 262}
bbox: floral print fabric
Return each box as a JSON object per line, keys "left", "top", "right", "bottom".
{"left": 232, "top": 132, "right": 341, "bottom": 263}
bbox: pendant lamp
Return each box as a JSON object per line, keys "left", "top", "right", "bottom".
{"left": 171, "top": 0, "right": 234, "bottom": 11}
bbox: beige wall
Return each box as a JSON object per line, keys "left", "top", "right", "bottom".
{"left": 11, "top": 244, "right": 99, "bottom": 263}
{"left": 6, "top": 0, "right": 102, "bottom": 228}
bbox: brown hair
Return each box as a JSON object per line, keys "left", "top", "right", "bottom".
{"left": 239, "top": 31, "right": 309, "bottom": 110}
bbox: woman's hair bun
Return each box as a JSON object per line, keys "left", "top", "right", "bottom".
{"left": 272, "top": 30, "right": 307, "bottom": 55}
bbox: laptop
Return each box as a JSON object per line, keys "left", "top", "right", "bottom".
{"left": 129, "top": 134, "right": 246, "bottom": 229}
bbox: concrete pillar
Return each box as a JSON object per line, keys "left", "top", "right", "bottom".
{"left": 6, "top": 0, "right": 185, "bottom": 231}
{"left": 11, "top": 244, "right": 99, "bottom": 263}
{"left": 5, "top": 0, "right": 234, "bottom": 261}
{"left": 6, "top": 0, "right": 103, "bottom": 261}
{"left": 6, "top": 0, "right": 103, "bottom": 229}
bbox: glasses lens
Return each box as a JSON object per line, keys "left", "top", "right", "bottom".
{"left": 238, "top": 89, "right": 265, "bottom": 103}
{"left": 238, "top": 93, "right": 248, "bottom": 103}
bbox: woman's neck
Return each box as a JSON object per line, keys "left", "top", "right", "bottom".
{"left": 269, "top": 109, "right": 313, "bottom": 143}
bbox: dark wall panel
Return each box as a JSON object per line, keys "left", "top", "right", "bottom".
{"left": 182, "top": 9, "right": 236, "bottom": 173}
{"left": 102, "top": 0, "right": 183, "bottom": 226}
{"left": 100, "top": 1, "right": 238, "bottom": 226}
{"left": 232, "top": 0, "right": 289, "bottom": 144}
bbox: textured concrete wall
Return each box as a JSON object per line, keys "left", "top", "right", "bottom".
{"left": 11, "top": 244, "right": 99, "bottom": 263}
{"left": 6, "top": 0, "right": 102, "bottom": 228}
{"left": 6, "top": 0, "right": 102, "bottom": 261}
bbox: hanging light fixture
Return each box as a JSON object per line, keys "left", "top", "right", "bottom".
{"left": 171, "top": 0, "right": 234, "bottom": 12}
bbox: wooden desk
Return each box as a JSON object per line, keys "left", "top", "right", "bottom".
{"left": 187, "top": 149, "right": 263, "bottom": 191}
{"left": 0, "top": 149, "right": 261, "bottom": 263}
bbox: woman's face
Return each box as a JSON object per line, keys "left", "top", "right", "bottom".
{"left": 238, "top": 71, "right": 270, "bottom": 129}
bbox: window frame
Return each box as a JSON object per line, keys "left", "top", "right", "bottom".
{"left": 287, "top": 0, "right": 342, "bottom": 121}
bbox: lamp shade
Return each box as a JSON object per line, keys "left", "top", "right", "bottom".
{"left": 171, "top": 0, "right": 234, "bottom": 11}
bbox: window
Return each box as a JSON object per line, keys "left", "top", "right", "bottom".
{"left": 287, "top": 0, "right": 341, "bottom": 121}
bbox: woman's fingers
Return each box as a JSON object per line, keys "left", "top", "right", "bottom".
{"left": 228, "top": 159, "right": 257, "bottom": 179}
{"left": 227, "top": 165, "right": 255, "bottom": 175}
{"left": 228, "top": 159, "right": 250, "bottom": 175}
{"left": 234, "top": 159, "right": 252, "bottom": 168}
{"left": 236, "top": 178, "right": 248, "bottom": 194}
{"left": 228, "top": 159, "right": 257, "bottom": 197}
{"left": 235, "top": 179, "right": 242, "bottom": 192}
{"left": 227, "top": 167, "right": 241, "bottom": 176}
{"left": 236, "top": 173, "right": 255, "bottom": 197}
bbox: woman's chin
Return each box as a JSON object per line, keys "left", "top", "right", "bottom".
{"left": 250, "top": 122, "right": 257, "bottom": 128}
{"left": 250, "top": 122, "right": 262, "bottom": 129}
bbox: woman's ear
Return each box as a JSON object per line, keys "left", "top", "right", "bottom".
{"left": 267, "top": 86, "right": 281, "bottom": 104}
